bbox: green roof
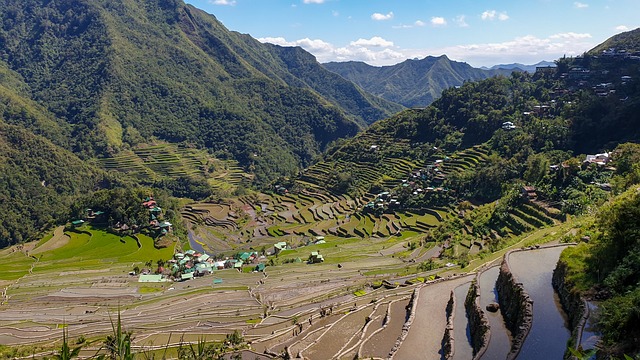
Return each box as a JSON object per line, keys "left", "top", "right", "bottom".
{"left": 311, "top": 251, "right": 319, "bottom": 256}
{"left": 234, "top": 261, "right": 243, "bottom": 268}
{"left": 71, "top": 220, "right": 85, "bottom": 225}
{"left": 239, "top": 252, "right": 251, "bottom": 260}
{"left": 185, "top": 250, "right": 196, "bottom": 255}
{"left": 181, "top": 273, "right": 194, "bottom": 280}
{"left": 138, "top": 274, "right": 163, "bottom": 283}
{"left": 255, "top": 263, "right": 266, "bottom": 271}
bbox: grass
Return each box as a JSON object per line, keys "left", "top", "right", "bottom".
{"left": 23, "top": 226, "right": 174, "bottom": 274}
{"left": 33, "top": 231, "right": 54, "bottom": 249}
{"left": 139, "top": 286, "right": 166, "bottom": 294}
{"left": 0, "top": 252, "right": 34, "bottom": 281}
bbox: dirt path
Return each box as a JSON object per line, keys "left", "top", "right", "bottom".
{"left": 393, "top": 275, "right": 473, "bottom": 360}
{"left": 31, "top": 226, "right": 69, "bottom": 255}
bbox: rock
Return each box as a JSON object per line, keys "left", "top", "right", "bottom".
{"left": 486, "top": 302, "right": 500, "bottom": 312}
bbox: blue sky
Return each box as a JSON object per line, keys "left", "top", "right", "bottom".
{"left": 184, "top": 0, "right": 638, "bottom": 67}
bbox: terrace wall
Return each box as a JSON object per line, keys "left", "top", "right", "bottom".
{"left": 465, "top": 278, "right": 490, "bottom": 359}
{"left": 552, "top": 257, "right": 589, "bottom": 356}
{"left": 496, "top": 252, "right": 533, "bottom": 360}
{"left": 441, "top": 291, "right": 455, "bottom": 360}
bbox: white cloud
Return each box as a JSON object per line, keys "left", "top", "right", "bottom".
{"left": 426, "top": 33, "right": 595, "bottom": 67}
{"left": 332, "top": 10, "right": 339, "bottom": 17}
{"left": 210, "top": 0, "right": 236, "bottom": 5}
{"left": 303, "top": 0, "right": 325, "bottom": 3}
{"left": 615, "top": 25, "right": 629, "bottom": 31}
{"left": 574, "top": 2, "right": 589, "bottom": 8}
{"left": 259, "top": 32, "right": 595, "bottom": 67}
{"left": 258, "top": 36, "right": 404, "bottom": 64}
{"left": 455, "top": 15, "right": 469, "bottom": 27}
{"left": 371, "top": 12, "right": 394, "bottom": 21}
{"left": 350, "top": 36, "right": 394, "bottom": 48}
{"left": 549, "top": 32, "right": 592, "bottom": 40}
{"left": 431, "top": 17, "right": 447, "bottom": 26}
{"left": 481, "top": 10, "right": 509, "bottom": 21}
{"left": 392, "top": 20, "right": 426, "bottom": 29}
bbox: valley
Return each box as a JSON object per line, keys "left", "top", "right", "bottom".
{"left": 0, "top": 0, "right": 639, "bottom": 358}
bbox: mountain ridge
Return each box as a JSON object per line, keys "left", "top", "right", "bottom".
{"left": 323, "top": 55, "right": 514, "bottom": 107}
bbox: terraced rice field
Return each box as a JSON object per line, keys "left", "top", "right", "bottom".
{"left": 99, "top": 144, "right": 251, "bottom": 192}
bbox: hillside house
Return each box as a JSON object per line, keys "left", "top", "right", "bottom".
{"left": 521, "top": 186, "right": 538, "bottom": 200}
{"left": 502, "top": 121, "right": 517, "bottom": 130}
{"left": 273, "top": 242, "right": 288, "bottom": 255}
{"left": 585, "top": 152, "right": 610, "bottom": 165}
{"left": 309, "top": 251, "right": 324, "bottom": 264}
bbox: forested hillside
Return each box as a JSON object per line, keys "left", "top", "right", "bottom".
{"left": 323, "top": 55, "right": 513, "bottom": 107}
{"left": 0, "top": 0, "right": 400, "bottom": 181}
{"left": 0, "top": 122, "right": 103, "bottom": 247}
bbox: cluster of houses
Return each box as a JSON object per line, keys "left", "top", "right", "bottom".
{"left": 363, "top": 158, "right": 452, "bottom": 213}
{"left": 363, "top": 191, "right": 401, "bottom": 212}
{"left": 137, "top": 238, "right": 330, "bottom": 284}
{"left": 142, "top": 197, "right": 173, "bottom": 236}
{"left": 535, "top": 48, "right": 637, "bottom": 103}
{"left": 139, "top": 249, "right": 268, "bottom": 283}
{"left": 601, "top": 48, "right": 640, "bottom": 60}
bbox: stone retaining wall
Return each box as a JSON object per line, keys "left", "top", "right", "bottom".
{"left": 552, "top": 255, "right": 590, "bottom": 357}
{"left": 441, "top": 290, "right": 455, "bottom": 360}
{"left": 465, "top": 279, "right": 490, "bottom": 360}
{"left": 496, "top": 252, "right": 533, "bottom": 360}
{"left": 388, "top": 288, "right": 419, "bottom": 359}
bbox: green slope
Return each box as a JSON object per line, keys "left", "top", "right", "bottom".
{"left": 323, "top": 55, "right": 513, "bottom": 108}
{"left": 0, "top": 122, "right": 102, "bottom": 247}
{"left": 0, "top": 0, "right": 399, "bottom": 184}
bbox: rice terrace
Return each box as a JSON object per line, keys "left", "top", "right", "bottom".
{"left": 0, "top": 142, "right": 582, "bottom": 359}
{"left": 1, "top": 1, "right": 639, "bottom": 357}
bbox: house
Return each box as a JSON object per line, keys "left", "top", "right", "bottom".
{"left": 71, "top": 219, "right": 85, "bottom": 227}
{"left": 585, "top": 152, "right": 610, "bottom": 165}
{"left": 138, "top": 274, "right": 164, "bottom": 283}
{"left": 309, "top": 251, "right": 324, "bottom": 264}
{"left": 273, "top": 242, "right": 288, "bottom": 254}
{"left": 181, "top": 273, "right": 194, "bottom": 281}
{"left": 502, "top": 121, "right": 517, "bottom": 130}
{"left": 255, "top": 263, "right": 266, "bottom": 272}
{"left": 521, "top": 186, "right": 538, "bottom": 200}
{"left": 535, "top": 66, "right": 556, "bottom": 74}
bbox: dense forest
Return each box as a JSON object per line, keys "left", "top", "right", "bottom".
{"left": 0, "top": 0, "right": 404, "bottom": 247}
{"left": 0, "top": 0, "right": 399, "bottom": 177}
{"left": 323, "top": 55, "right": 513, "bottom": 107}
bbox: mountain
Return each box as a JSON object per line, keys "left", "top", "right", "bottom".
{"left": 313, "top": 31, "right": 640, "bottom": 198}
{"left": 589, "top": 27, "right": 640, "bottom": 54}
{"left": 322, "top": 55, "right": 513, "bottom": 108}
{"left": 0, "top": 0, "right": 401, "bottom": 185}
{"left": 483, "top": 60, "right": 556, "bottom": 73}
